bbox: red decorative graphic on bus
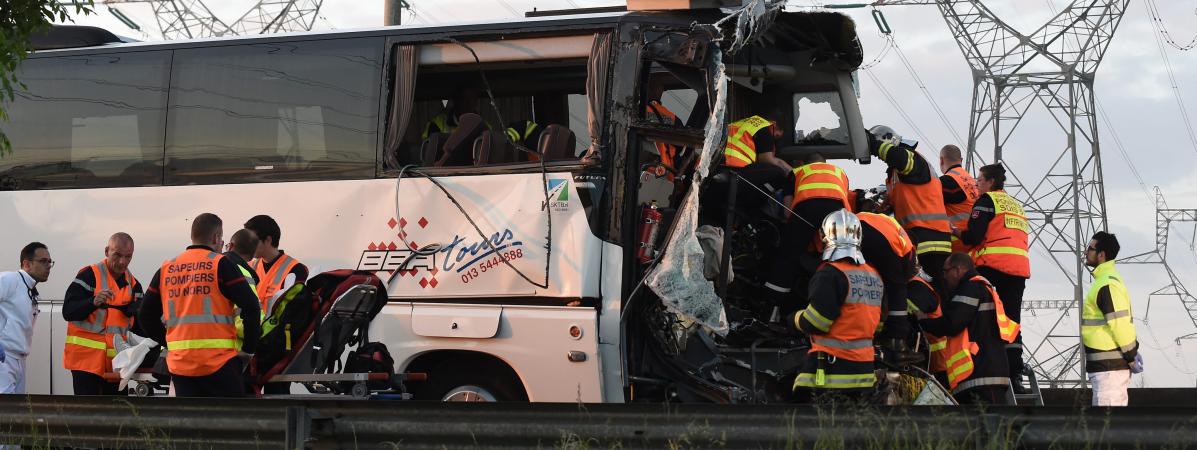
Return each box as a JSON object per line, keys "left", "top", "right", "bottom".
{"left": 356, "top": 217, "right": 439, "bottom": 289}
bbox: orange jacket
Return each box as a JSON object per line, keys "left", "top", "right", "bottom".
{"left": 253, "top": 254, "right": 300, "bottom": 314}
{"left": 723, "top": 116, "right": 774, "bottom": 168}
{"left": 790, "top": 163, "right": 851, "bottom": 210}
{"left": 943, "top": 166, "right": 980, "bottom": 252}
{"left": 970, "top": 191, "right": 1031, "bottom": 278}
{"left": 807, "top": 261, "right": 884, "bottom": 362}
{"left": 858, "top": 212, "right": 914, "bottom": 257}
{"left": 161, "top": 249, "right": 239, "bottom": 377}
{"left": 63, "top": 261, "right": 136, "bottom": 376}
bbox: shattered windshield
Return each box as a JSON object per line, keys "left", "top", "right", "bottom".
{"left": 792, "top": 91, "right": 849, "bottom": 146}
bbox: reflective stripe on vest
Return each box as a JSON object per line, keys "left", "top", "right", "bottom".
{"left": 723, "top": 116, "right": 772, "bottom": 168}
{"left": 63, "top": 261, "right": 136, "bottom": 375}
{"left": 970, "top": 190, "right": 1031, "bottom": 277}
{"left": 944, "top": 166, "right": 980, "bottom": 235}
{"left": 910, "top": 276, "right": 951, "bottom": 374}
{"left": 915, "top": 239, "right": 952, "bottom": 255}
{"left": 804, "top": 261, "right": 883, "bottom": 362}
{"left": 793, "top": 372, "right": 876, "bottom": 389}
{"left": 859, "top": 213, "right": 914, "bottom": 257}
{"left": 1081, "top": 261, "right": 1138, "bottom": 357}
{"left": 162, "top": 249, "right": 238, "bottom": 377}
{"left": 791, "top": 163, "right": 851, "bottom": 209}
{"left": 254, "top": 254, "right": 300, "bottom": 313}
{"left": 886, "top": 157, "right": 951, "bottom": 233}
{"left": 953, "top": 376, "right": 1010, "bottom": 394}
{"left": 973, "top": 275, "right": 1020, "bottom": 343}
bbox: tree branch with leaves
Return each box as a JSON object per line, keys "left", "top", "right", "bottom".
{"left": 0, "top": 0, "right": 93, "bottom": 157}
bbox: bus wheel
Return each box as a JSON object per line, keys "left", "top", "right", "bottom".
{"left": 418, "top": 358, "right": 527, "bottom": 402}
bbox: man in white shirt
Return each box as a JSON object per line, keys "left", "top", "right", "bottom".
{"left": 0, "top": 242, "right": 53, "bottom": 394}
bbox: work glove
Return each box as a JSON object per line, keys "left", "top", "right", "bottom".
{"left": 1130, "top": 353, "right": 1144, "bottom": 374}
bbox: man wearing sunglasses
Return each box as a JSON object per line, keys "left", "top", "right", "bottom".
{"left": 0, "top": 242, "right": 53, "bottom": 394}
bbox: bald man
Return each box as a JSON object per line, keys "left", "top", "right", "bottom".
{"left": 62, "top": 233, "right": 143, "bottom": 395}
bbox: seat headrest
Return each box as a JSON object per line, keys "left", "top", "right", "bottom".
{"left": 536, "top": 124, "right": 577, "bottom": 162}
{"left": 437, "top": 113, "right": 486, "bottom": 167}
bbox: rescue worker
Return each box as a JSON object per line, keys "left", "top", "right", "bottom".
{"left": 644, "top": 77, "right": 688, "bottom": 181}
{"left": 0, "top": 242, "right": 51, "bottom": 395}
{"left": 138, "top": 213, "right": 261, "bottom": 397}
{"left": 952, "top": 163, "right": 1031, "bottom": 392}
{"left": 1082, "top": 231, "right": 1141, "bottom": 406}
{"left": 918, "top": 253, "right": 1019, "bottom": 405}
{"left": 421, "top": 85, "right": 480, "bottom": 140}
{"left": 905, "top": 266, "right": 947, "bottom": 387}
{"left": 857, "top": 212, "right": 919, "bottom": 361}
{"left": 869, "top": 126, "right": 952, "bottom": 280}
{"left": 62, "top": 232, "right": 142, "bottom": 395}
{"left": 720, "top": 114, "right": 793, "bottom": 211}
{"left": 244, "top": 215, "right": 309, "bottom": 315}
{"left": 224, "top": 228, "right": 260, "bottom": 288}
{"left": 939, "top": 145, "right": 980, "bottom": 253}
{"left": 765, "top": 153, "right": 851, "bottom": 310}
{"left": 791, "top": 209, "right": 883, "bottom": 404}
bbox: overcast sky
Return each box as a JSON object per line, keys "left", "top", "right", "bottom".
{"left": 63, "top": 0, "right": 1197, "bottom": 387}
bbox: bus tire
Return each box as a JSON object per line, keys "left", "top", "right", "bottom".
{"left": 417, "top": 358, "right": 527, "bottom": 402}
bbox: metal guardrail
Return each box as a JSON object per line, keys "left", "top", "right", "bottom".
{"left": 3, "top": 395, "right": 1197, "bottom": 449}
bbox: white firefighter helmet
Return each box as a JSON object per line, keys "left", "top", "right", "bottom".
{"left": 868, "top": 125, "right": 899, "bottom": 141}
{"left": 820, "top": 208, "right": 865, "bottom": 264}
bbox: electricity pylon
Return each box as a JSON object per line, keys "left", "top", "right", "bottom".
{"left": 869, "top": 0, "right": 1131, "bottom": 387}
{"left": 1119, "top": 187, "right": 1197, "bottom": 343}
{"left": 102, "top": 0, "right": 324, "bottom": 39}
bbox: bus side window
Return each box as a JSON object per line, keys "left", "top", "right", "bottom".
{"left": 0, "top": 52, "right": 170, "bottom": 190}
{"left": 165, "top": 38, "right": 382, "bottom": 185}
{"left": 389, "top": 53, "right": 589, "bottom": 169}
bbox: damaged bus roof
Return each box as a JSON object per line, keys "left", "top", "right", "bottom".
{"left": 31, "top": 8, "right": 862, "bottom": 65}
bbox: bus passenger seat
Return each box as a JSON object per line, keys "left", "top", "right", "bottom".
{"left": 420, "top": 133, "right": 448, "bottom": 166}
{"left": 436, "top": 113, "right": 485, "bottom": 167}
{"left": 536, "top": 124, "right": 577, "bottom": 162}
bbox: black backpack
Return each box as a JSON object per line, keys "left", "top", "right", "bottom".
{"left": 253, "top": 284, "right": 315, "bottom": 375}
{"left": 341, "top": 342, "right": 396, "bottom": 391}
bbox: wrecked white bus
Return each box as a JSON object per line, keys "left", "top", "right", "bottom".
{"left": 2, "top": 4, "right": 869, "bottom": 402}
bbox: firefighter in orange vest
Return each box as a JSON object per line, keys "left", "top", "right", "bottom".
{"left": 791, "top": 209, "right": 883, "bottom": 404}
{"left": 939, "top": 145, "right": 980, "bottom": 253}
{"left": 716, "top": 114, "right": 792, "bottom": 213}
{"left": 857, "top": 212, "right": 920, "bottom": 362}
{"left": 643, "top": 77, "right": 691, "bottom": 184}
{"left": 905, "top": 266, "right": 948, "bottom": 388}
{"left": 244, "top": 215, "right": 309, "bottom": 315}
{"left": 62, "top": 232, "right": 143, "bottom": 395}
{"left": 138, "top": 213, "right": 262, "bottom": 397}
{"left": 952, "top": 163, "right": 1031, "bottom": 393}
{"left": 918, "top": 253, "right": 1019, "bottom": 405}
{"left": 868, "top": 126, "right": 953, "bottom": 281}
{"left": 764, "top": 153, "right": 851, "bottom": 310}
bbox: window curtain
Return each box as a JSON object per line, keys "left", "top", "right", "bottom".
{"left": 384, "top": 45, "right": 418, "bottom": 169}
{"left": 582, "top": 32, "right": 613, "bottom": 162}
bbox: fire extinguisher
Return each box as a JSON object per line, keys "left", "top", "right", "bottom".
{"left": 637, "top": 201, "right": 662, "bottom": 264}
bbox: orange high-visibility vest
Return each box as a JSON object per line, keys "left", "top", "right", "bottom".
{"left": 253, "top": 254, "right": 300, "bottom": 314}
{"left": 723, "top": 116, "right": 773, "bottom": 168}
{"left": 808, "top": 261, "right": 884, "bottom": 362}
{"left": 941, "top": 275, "right": 1020, "bottom": 389}
{"left": 858, "top": 213, "right": 914, "bottom": 257}
{"left": 909, "top": 276, "right": 949, "bottom": 374}
{"left": 886, "top": 163, "right": 951, "bottom": 234}
{"left": 63, "top": 261, "right": 137, "bottom": 376}
{"left": 970, "top": 190, "right": 1031, "bottom": 278}
{"left": 790, "top": 163, "right": 851, "bottom": 210}
{"left": 161, "top": 249, "right": 238, "bottom": 377}
{"left": 944, "top": 166, "right": 980, "bottom": 252}
{"left": 647, "top": 101, "right": 682, "bottom": 180}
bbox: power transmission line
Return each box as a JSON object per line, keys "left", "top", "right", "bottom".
{"left": 862, "top": 67, "right": 937, "bottom": 150}
{"left": 1143, "top": 0, "right": 1197, "bottom": 51}
{"left": 889, "top": 35, "right": 965, "bottom": 145}
{"left": 1146, "top": 3, "right": 1197, "bottom": 158}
